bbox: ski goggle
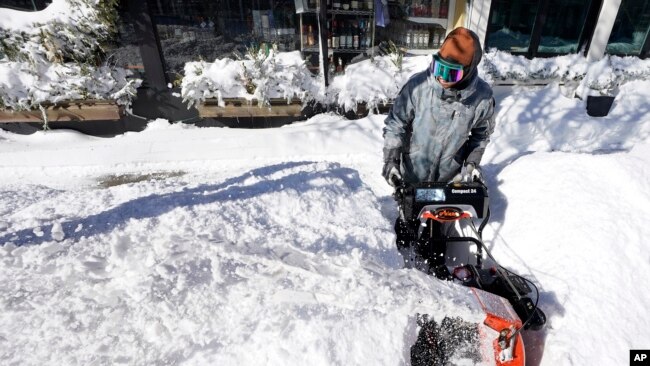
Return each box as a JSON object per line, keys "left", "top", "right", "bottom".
{"left": 432, "top": 54, "right": 465, "bottom": 83}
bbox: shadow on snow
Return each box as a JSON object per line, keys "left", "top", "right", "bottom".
{"left": 0, "top": 162, "right": 370, "bottom": 250}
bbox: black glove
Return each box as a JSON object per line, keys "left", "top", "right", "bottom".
{"left": 382, "top": 148, "right": 403, "bottom": 187}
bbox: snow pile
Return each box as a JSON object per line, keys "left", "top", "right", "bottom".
{"left": 0, "top": 0, "right": 140, "bottom": 110}
{"left": 489, "top": 143, "right": 650, "bottom": 366}
{"left": 489, "top": 80, "right": 650, "bottom": 157}
{"left": 0, "top": 161, "right": 484, "bottom": 365}
{"left": 181, "top": 50, "right": 322, "bottom": 108}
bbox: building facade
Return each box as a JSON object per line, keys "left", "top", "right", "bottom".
{"left": 1, "top": 0, "right": 648, "bottom": 128}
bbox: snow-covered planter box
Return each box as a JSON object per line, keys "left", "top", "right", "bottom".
{"left": 181, "top": 50, "right": 322, "bottom": 117}
{"left": 181, "top": 48, "right": 650, "bottom": 117}
{"left": 0, "top": 62, "right": 138, "bottom": 122}
{"left": 479, "top": 50, "right": 650, "bottom": 98}
{"left": 181, "top": 50, "right": 432, "bottom": 116}
{"left": 0, "top": 0, "right": 140, "bottom": 122}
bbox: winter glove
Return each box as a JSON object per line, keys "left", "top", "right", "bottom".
{"left": 382, "top": 148, "right": 403, "bottom": 187}
{"left": 452, "top": 163, "right": 482, "bottom": 184}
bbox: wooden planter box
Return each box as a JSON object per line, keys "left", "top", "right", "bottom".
{"left": 198, "top": 98, "right": 304, "bottom": 118}
{"left": 0, "top": 100, "right": 122, "bottom": 123}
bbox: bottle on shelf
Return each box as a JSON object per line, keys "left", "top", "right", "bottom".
{"left": 342, "top": 0, "right": 350, "bottom": 10}
{"left": 347, "top": 21, "right": 354, "bottom": 49}
{"left": 431, "top": 0, "right": 440, "bottom": 18}
{"left": 309, "top": 24, "right": 317, "bottom": 46}
{"left": 333, "top": 0, "right": 341, "bottom": 10}
{"left": 328, "top": 55, "right": 336, "bottom": 80}
{"left": 434, "top": 28, "right": 446, "bottom": 48}
{"left": 332, "top": 20, "right": 340, "bottom": 49}
{"left": 351, "top": 0, "right": 359, "bottom": 10}
{"left": 424, "top": 27, "right": 431, "bottom": 48}
{"left": 353, "top": 21, "right": 359, "bottom": 49}
{"left": 406, "top": 26, "right": 413, "bottom": 49}
{"left": 327, "top": 21, "right": 332, "bottom": 48}
{"left": 336, "top": 57, "right": 344, "bottom": 74}
{"left": 439, "top": 0, "right": 449, "bottom": 18}
{"left": 366, "top": 19, "right": 372, "bottom": 48}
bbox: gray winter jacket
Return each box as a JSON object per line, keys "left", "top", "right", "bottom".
{"left": 383, "top": 70, "right": 495, "bottom": 184}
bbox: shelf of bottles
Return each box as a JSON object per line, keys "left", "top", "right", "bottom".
{"left": 298, "top": 0, "right": 376, "bottom": 78}
{"left": 300, "top": 1, "right": 375, "bottom": 53}
{"left": 381, "top": 0, "right": 455, "bottom": 53}
{"left": 302, "top": 21, "right": 372, "bottom": 52}
{"left": 326, "top": 18, "right": 373, "bottom": 52}
{"left": 391, "top": 21, "right": 447, "bottom": 51}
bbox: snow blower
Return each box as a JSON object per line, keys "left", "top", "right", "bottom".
{"left": 394, "top": 181, "right": 546, "bottom": 365}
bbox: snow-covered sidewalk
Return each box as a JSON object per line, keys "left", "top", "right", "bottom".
{"left": 1, "top": 81, "right": 650, "bottom": 365}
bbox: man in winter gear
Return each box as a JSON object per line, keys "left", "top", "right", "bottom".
{"left": 382, "top": 27, "right": 495, "bottom": 269}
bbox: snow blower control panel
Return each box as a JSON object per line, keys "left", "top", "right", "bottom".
{"left": 401, "top": 182, "right": 489, "bottom": 220}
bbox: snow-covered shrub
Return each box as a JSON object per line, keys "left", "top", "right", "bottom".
{"left": 479, "top": 49, "right": 650, "bottom": 97}
{"left": 0, "top": 0, "right": 118, "bottom": 64}
{"left": 328, "top": 56, "right": 400, "bottom": 113}
{"left": 181, "top": 49, "right": 321, "bottom": 109}
{"left": 180, "top": 47, "right": 650, "bottom": 113}
{"left": 0, "top": 0, "right": 140, "bottom": 111}
{"left": 0, "top": 62, "right": 138, "bottom": 110}
{"left": 327, "top": 55, "right": 430, "bottom": 113}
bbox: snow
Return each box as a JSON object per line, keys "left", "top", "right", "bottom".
{"left": 2, "top": 75, "right": 650, "bottom": 364}
{"left": 181, "top": 50, "right": 650, "bottom": 113}
{"left": 0, "top": 0, "right": 140, "bottom": 110}
{"left": 181, "top": 50, "right": 322, "bottom": 109}
{"left": 0, "top": 62, "right": 139, "bottom": 109}
{"left": 0, "top": 0, "right": 74, "bottom": 31}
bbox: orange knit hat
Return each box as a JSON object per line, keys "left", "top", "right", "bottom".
{"left": 438, "top": 27, "right": 476, "bottom": 67}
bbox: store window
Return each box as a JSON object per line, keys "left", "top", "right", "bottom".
{"left": 146, "top": 0, "right": 299, "bottom": 82}
{"left": 0, "top": 0, "right": 48, "bottom": 11}
{"left": 538, "top": 0, "right": 592, "bottom": 54}
{"left": 486, "top": 0, "right": 601, "bottom": 57}
{"left": 606, "top": 0, "right": 650, "bottom": 57}
{"left": 485, "top": 0, "right": 540, "bottom": 54}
